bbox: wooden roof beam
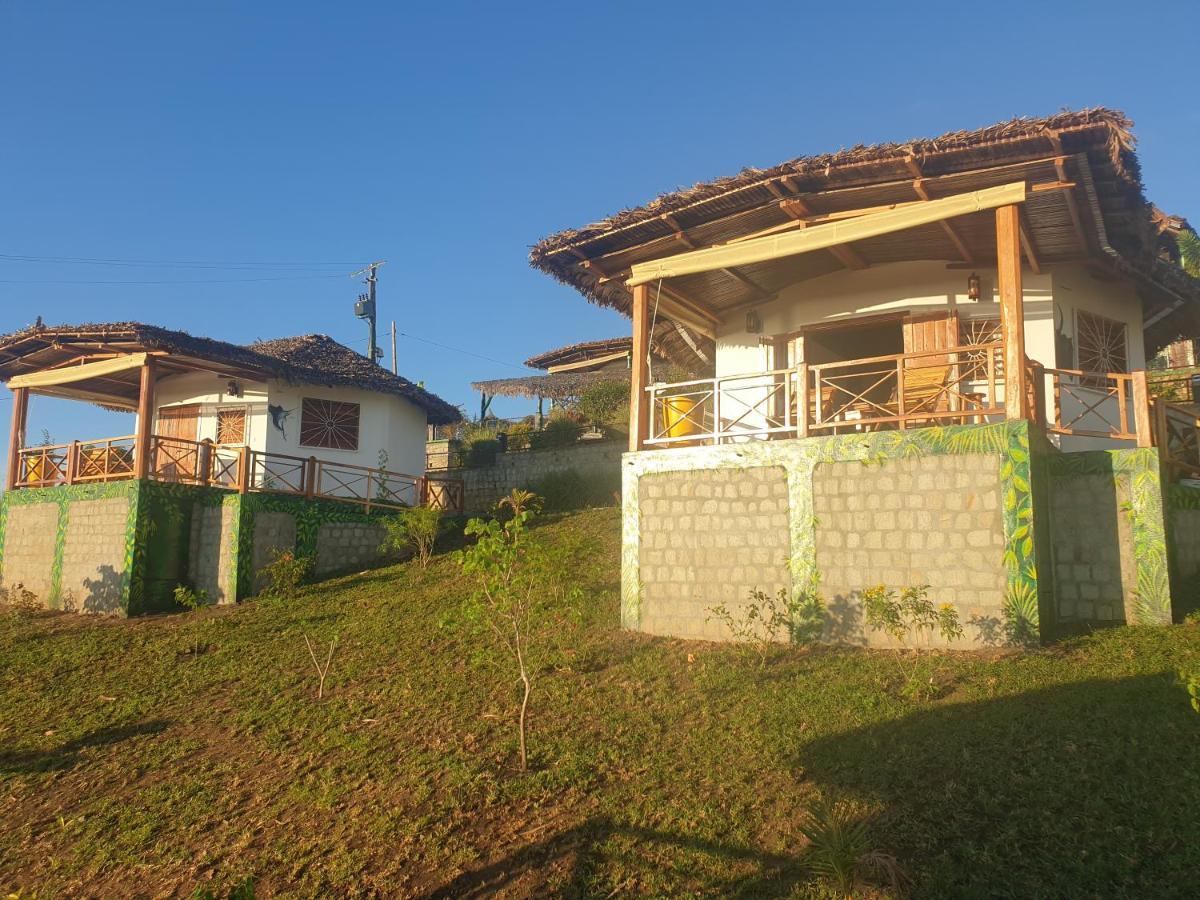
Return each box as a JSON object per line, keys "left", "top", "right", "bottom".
{"left": 780, "top": 197, "right": 869, "bottom": 270}
{"left": 628, "top": 181, "right": 1029, "bottom": 285}
{"left": 1018, "top": 208, "right": 1043, "bottom": 275}
{"left": 905, "top": 156, "right": 974, "bottom": 264}
{"left": 1046, "top": 137, "right": 1089, "bottom": 255}
{"left": 662, "top": 213, "right": 774, "bottom": 299}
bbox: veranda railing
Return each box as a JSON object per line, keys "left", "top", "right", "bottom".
{"left": 12, "top": 434, "right": 464, "bottom": 514}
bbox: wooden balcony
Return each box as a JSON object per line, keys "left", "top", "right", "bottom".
{"left": 11, "top": 434, "right": 464, "bottom": 514}
{"left": 646, "top": 342, "right": 1008, "bottom": 446}
{"left": 642, "top": 342, "right": 1200, "bottom": 481}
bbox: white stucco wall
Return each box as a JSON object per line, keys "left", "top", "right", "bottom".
{"left": 147, "top": 373, "right": 429, "bottom": 479}
{"left": 261, "top": 382, "right": 428, "bottom": 477}
{"left": 153, "top": 371, "right": 270, "bottom": 452}
{"left": 703, "top": 260, "right": 1146, "bottom": 451}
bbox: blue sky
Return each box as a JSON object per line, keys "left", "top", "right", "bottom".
{"left": 1, "top": 0, "right": 1196, "bottom": 451}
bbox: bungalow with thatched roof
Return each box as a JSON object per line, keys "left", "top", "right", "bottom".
{"left": 0, "top": 322, "right": 461, "bottom": 615}
{"left": 530, "top": 107, "right": 1200, "bottom": 649}
{"left": 470, "top": 337, "right": 672, "bottom": 420}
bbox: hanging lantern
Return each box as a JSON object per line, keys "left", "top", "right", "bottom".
{"left": 745, "top": 309, "right": 762, "bottom": 334}
{"left": 967, "top": 272, "right": 982, "bottom": 302}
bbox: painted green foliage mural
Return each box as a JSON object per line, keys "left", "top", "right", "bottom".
{"left": 1048, "top": 449, "right": 1172, "bottom": 626}
{"left": 623, "top": 420, "right": 1043, "bottom": 645}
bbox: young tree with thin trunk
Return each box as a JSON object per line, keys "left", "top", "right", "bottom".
{"left": 457, "top": 489, "right": 573, "bottom": 772}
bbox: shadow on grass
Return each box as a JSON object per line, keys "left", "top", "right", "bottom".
{"left": 795, "top": 674, "right": 1200, "bottom": 896}
{"left": 424, "top": 816, "right": 809, "bottom": 899}
{"left": 0, "top": 719, "right": 170, "bottom": 775}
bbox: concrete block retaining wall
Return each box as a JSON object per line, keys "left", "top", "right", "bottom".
{"left": 0, "top": 481, "right": 403, "bottom": 615}
{"left": 457, "top": 439, "right": 623, "bottom": 512}
{"left": 624, "top": 422, "right": 1187, "bottom": 649}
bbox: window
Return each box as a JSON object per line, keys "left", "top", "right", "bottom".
{"left": 299, "top": 397, "right": 360, "bottom": 451}
{"left": 1076, "top": 310, "right": 1128, "bottom": 374}
{"left": 958, "top": 317, "right": 1003, "bottom": 380}
{"left": 216, "top": 408, "right": 246, "bottom": 444}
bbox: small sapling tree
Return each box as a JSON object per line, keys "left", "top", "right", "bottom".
{"left": 707, "top": 587, "right": 825, "bottom": 667}
{"left": 456, "top": 489, "right": 574, "bottom": 771}
{"left": 862, "top": 584, "right": 963, "bottom": 699}
{"left": 380, "top": 506, "right": 444, "bottom": 569}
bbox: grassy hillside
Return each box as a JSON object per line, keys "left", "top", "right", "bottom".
{"left": 2, "top": 506, "right": 1199, "bottom": 897}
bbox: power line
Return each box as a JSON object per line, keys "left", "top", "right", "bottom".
{"left": 396, "top": 330, "right": 529, "bottom": 372}
{"left": 331, "top": 329, "right": 527, "bottom": 372}
{"left": 0, "top": 274, "right": 347, "bottom": 285}
{"left": 0, "top": 252, "right": 360, "bottom": 270}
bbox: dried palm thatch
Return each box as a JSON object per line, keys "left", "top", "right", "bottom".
{"left": 472, "top": 370, "right": 628, "bottom": 402}
{"left": 524, "top": 337, "right": 633, "bottom": 370}
{"left": 0, "top": 322, "right": 461, "bottom": 424}
{"left": 529, "top": 107, "right": 1200, "bottom": 359}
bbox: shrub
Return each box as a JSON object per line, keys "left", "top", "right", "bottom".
{"left": 862, "top": 584, "right": 963, "bottom": 699}
{"left": 173, "top": 584, "right": 209, "bottom": 612}
{"left": 530, "top": 416, "right": 580, "bottom": 451}
{"left": 380, "top": 506, "right": 444, "bottom": 569}
{"left": 458, "top": 435, "right": 499, "bottom": 468}
{"left": 799, "top": 796, "right": 901, "bottom": 894}
{"left": 576, "top": 379, "right": 629, "bottom": 434}
{"left": 258, "top": 549, "right": 312, "bottom": 600}
{"left": 504, "top": 420, "right": 535, "bottom": 452}
{"left": 706, "top": 587, "right": 826, "bottom": 667}
{"left": 2, "top": 583, "right": 40, "bottom": 618}
{"left": 529, "top": 467, "right": 621, "bottom": 512}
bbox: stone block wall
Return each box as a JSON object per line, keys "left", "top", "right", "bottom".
{"left": 457, "top": 439, "right": 623, "bottom": 512}
{"left": 813, "top": 454, "right": 1006, "bottom": 647}
{"left": 1047, "top": 473, "right": 1135, "bottom": 623}
{"left": 189, "top": 501, "right": 239, "bottom": 603}
{"left": 637, "top": 466, "right": 791, "bottom": 641}
{"left": 622, "top": 422, "right": 1044, "bottom": 649}
{"left": 315, "top": 521, "right": 386, "bottom": 576}
{"left": 251, "top": 511, "right": 298, "bottom": 591}
{"left": 1, "top": 502, "right": 60, "bottom": 605}
{"left": 59, "top": 497, "right": 131, "bottom": 613}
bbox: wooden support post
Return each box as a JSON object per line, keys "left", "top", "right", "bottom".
{"left": 1132, "top": 370, "right": 1153, "bottom": 448}
{"left": 237, "top": 446, "right": 251, "bottom": 494}
{"left": 629, "top": 283, "right": 651, "bottom": 452}
{"left": 66, "top": 440, "right": 81, "bottom": 485}
{"left": 305, "top": 456, "right": 318, "bottom": 498}
{"left": 996, "top": 205, "right": 1029, "bottom": 420}
{"left": 198, "top": 439, "right": 213, "bottom": 487}
{"left": 5, "top": 386, "right": 29, "bottom": 490}
{"left": 797, "top": 362, "right": 809, "bottom": 438}
{"left": 132, "top": 359, "right": 156, "bottom": 479}
{"left": 1029, "top": 363, "right": 1046, "bottom": 428}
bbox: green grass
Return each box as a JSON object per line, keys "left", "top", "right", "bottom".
{"left": 1, "top": 506, "right": 1199, "bottom": 897}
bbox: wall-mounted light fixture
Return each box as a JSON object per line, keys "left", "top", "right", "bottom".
{"left": 745, "top": 309, "right": 762, "bottom": 334}
{"left": 225, "top": 379, "right": 243, "bottom": 398}
{"left": 967, "top": 272, "right": 982, "bottom": 302}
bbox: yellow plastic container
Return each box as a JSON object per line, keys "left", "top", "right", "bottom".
{"left": 662, "top": 396, "right": 703, "bottom": 438}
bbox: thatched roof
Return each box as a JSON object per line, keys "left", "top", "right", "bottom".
{"left": 530, "top": 107, "right": 1200, "bottom": 358}
{"left": 0, "top": 322, "right": 461, "bottom": 424}
{"left": 524, "top": 337, "right": 632, "bottom": 370}
{"left": 472, "top": 369, "right": 627, "bottom": 401}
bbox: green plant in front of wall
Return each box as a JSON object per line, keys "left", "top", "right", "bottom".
{"left": 530, "top": 467, "right": 621, "bottom": 512}
{"left": 455, "top": 489, "right": 579, "bottom": 772}
{"left": 530, "top": 415, "right": 581, "bottom": 451}
{"left": 862, "top": 584, "right": 963, "bottom": 700}
{"left": 706, "top": 586, "right": 825, "bottom": 668}
{"left": 1, "top": 583, "right": 41, "bottom": 619}
{"left": 380, "top": 506, "right": 444, "bottom": 569}
{"left": 258, "top": 549, "right": 313, "bottom": 600}
{"left": 172, "top": 584, "right": 209, "bottom": 612}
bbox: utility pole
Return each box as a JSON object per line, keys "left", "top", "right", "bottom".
{"left": 390, "top": 320, "right": 397, "bottom": 374}
{"left": 350, "top": 260, "right": 386, "bottom": 365}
